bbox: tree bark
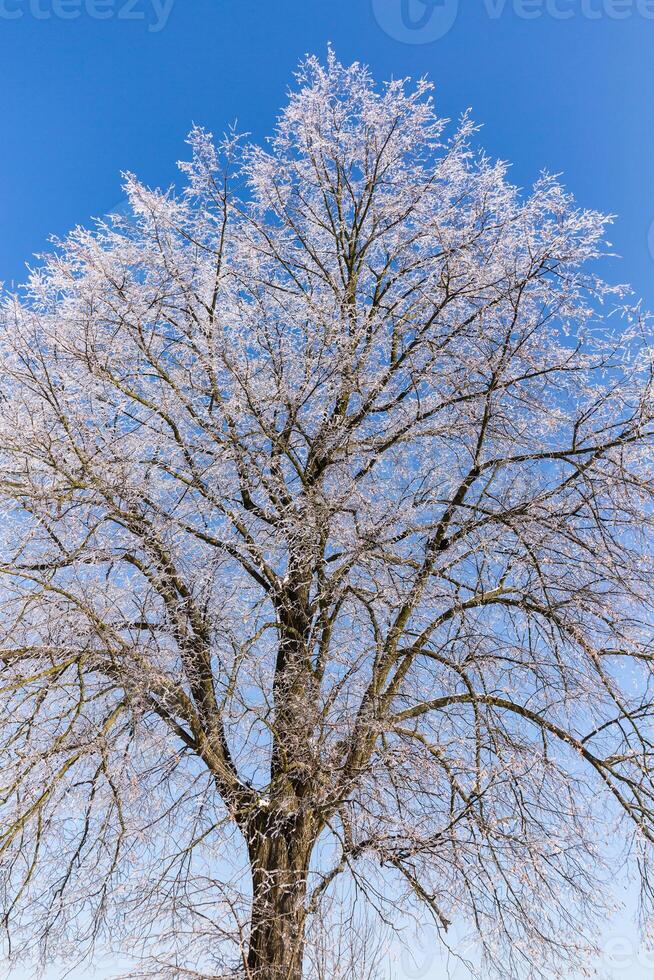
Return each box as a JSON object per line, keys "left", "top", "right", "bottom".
{"left": 246, "top": 813, "right": 315, "bottom": 980}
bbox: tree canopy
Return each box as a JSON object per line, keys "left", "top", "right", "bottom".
{"left": 1, "top": 50, "right": 654, "bottom": 980}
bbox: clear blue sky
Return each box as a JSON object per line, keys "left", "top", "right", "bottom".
{"left": 1, "top": 0, "right": 654, "bottom": 307}
{"left": 2, "top": 2, "right": 654, "bottom": 978}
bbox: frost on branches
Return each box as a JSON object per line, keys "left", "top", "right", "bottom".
{"left": 1, "top": 51, "right": 654, "bottom": 980}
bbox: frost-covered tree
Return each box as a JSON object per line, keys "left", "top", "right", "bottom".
{"left": 2, "top": 51, "right": 654, "bottom": 980}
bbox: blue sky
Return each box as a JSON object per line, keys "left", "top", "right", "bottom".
{"left": 2, "top": 1, "right": 654, "bottom": 978}
{"left": 1, "top": 0, "right": 654, "bottom": 307}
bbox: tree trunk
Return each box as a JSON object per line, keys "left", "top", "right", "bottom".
{"left": 246, "top": 814, "right": 314, "bottom": 980}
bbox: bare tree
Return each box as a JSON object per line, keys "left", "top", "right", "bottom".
{"left": 1, "top": 50, "right": 654, "bottom": 980}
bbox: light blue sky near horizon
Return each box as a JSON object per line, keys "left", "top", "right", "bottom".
{"left": 4, "top": 906, "right": 654, "bottom": 980}
{"left": 2, "top": 1, "right": 654, "bottom": 978}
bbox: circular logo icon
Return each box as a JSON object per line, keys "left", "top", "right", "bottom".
{"left": 372, "top": 0, "right": 459, "bottom": 43}
{"left": 399, "top": 939, "right": 436, "bottom": 978}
